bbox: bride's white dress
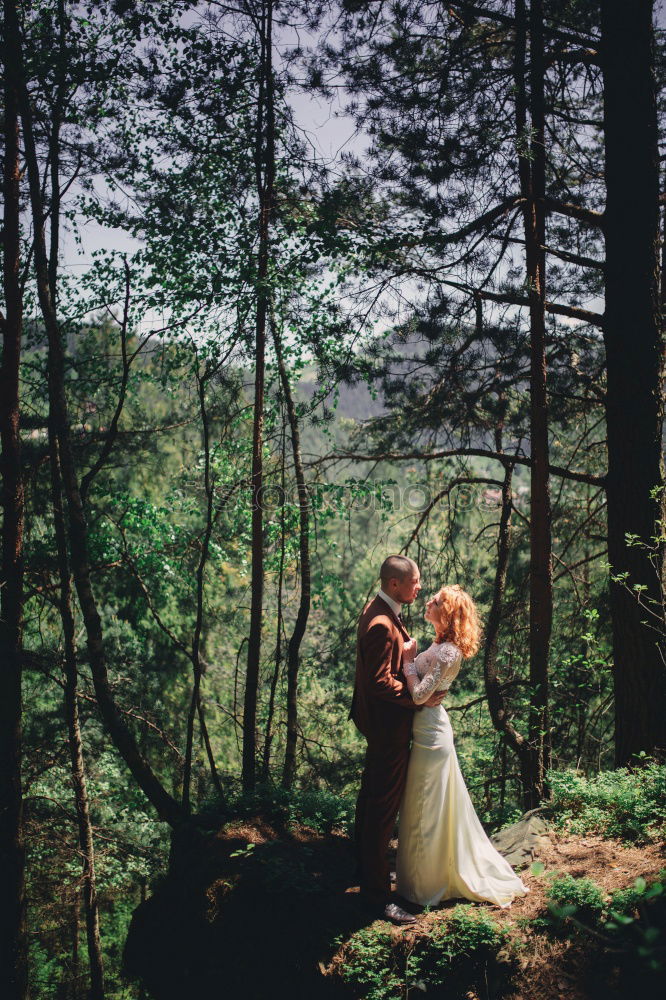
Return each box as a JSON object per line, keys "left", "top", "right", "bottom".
{"left": 396, "top": 641, "right": 529, "bottom": 908}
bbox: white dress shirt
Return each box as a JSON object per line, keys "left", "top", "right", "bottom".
{"left": 378, "top": 588, "right": 402, "bottom": 619}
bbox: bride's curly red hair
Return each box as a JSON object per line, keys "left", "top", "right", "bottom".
{"left": 432, "top": 584, "right": 481, "bottom": 658}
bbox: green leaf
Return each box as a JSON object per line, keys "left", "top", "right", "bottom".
{"left": 608, "top": 910, "right": 634, "bottom": 926}
{"left": 548, "top": 902, "right": 577, "bottom": 919}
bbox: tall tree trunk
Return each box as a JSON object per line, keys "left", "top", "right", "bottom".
{"left": 46, "top": 8, "right": 105, "bottom": 988}
{"left": 0, "top": 3, "right": 27, "bottom": 995}
{"left": 243, "top": 0, "right": 276, "bottom": 791}
{"left": 71, "top": 892, "right": 80, "bottom": 1000}
{"left": 183, "top": 364, "right": 223, "bottom": 811}
{"left": 48, "top": 431, "right": 105, "bottom": 1000}
{"left": 601, "top": 0, "right": 666, "bottom": 764}
{"left": 482, "top": 460, "right": 536, "bottom": 807}
{"left": 262, "top": 423, "right": 286, "bottom": 781}
{"left": 9, "top": 0, "right": 183, "bottom": 826}
{"left": 272, "top": 317, "right": 311, "bottom": 789}
{"left": 514, "top": 0, "right": 552, "bottom": 805}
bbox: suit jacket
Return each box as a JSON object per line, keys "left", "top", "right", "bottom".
{"left": 350, "top": 595, "right": 417, "bottom": 744}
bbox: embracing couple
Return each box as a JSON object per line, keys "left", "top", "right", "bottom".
{"left": 351, "top": 555, "right": 528, "bottom": 925}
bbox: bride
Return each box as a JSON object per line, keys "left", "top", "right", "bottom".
{"left": 396, "top": 584, "right": 528, "bottom": 909}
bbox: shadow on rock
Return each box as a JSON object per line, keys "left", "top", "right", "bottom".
{"left": 123, "top": 820, "right": 369, "bottom": 999}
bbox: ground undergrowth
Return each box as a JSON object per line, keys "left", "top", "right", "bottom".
{"left": 124, "top": 767, "right": 666, "bottom": 1000}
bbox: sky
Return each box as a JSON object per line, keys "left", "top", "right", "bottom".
{"left": 57, "top": 2, "right": 662, "bottom": 336}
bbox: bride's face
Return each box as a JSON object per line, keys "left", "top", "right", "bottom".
{"left": 424, "top": 593, "right": 445, "bottom": 627}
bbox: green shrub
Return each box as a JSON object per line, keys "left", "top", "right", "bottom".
{"left": 604, "top": 873, "right": 666, "bottom": 976}
{"left": 546, "top": 874, "right": 606, "bottom": 922}
{"left": 543, "top": 871, "right": 666, "bottom": 986}
{"left": 339, "top": 906, "right": 513, "bottom": 1000}
{"left": 425, "top": 905, "right": 507, "bottom": 970}
{"left": 609, "top": 880, "right": 651, "bottom": 919}
{"left": 341, "top": 925, "right": 402, "bottom": 1000}
{"left": 548, "top": 762, "right": 666, "bottom": 843}
{"left": 202, "top": 782, "right": 355, "bottom": 835}
{"left": 416, "top": 906, "right": 514, "bottom": 999}
{"left": 295, "top": 787, "right": 355, "bottom": 834}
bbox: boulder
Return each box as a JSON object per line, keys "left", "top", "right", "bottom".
{"left": 490, "top": 808, "right": 552, "bottom": 868}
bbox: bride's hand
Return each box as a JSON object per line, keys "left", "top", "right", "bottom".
{"left": 402, "top": 638, "right": 418, "bottom": 662}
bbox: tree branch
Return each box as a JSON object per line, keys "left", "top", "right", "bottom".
{"left": 313, "top": 447, "right": 605, "bottom": 487}
{"left": 543, "top": 195, "right": 604, "bottom": 229}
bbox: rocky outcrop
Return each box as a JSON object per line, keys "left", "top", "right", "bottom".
{"left": 490, "top": 808, "right": 553, "bottom": 868}
{"left": 123, "top": 810, "right": 553, "bottom": 999}
{"left": 123, "top": 821, "right": 363, "bottom": 999}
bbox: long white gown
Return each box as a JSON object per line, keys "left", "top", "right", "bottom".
{"left": 396, "top": 641, "right": 529, "bottom": 909}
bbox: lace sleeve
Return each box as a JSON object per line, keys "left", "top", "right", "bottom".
{"left": 410, "top": 648, "right": 430, "bottom": 677}
{"left": 410, "top": 660, "right": 442, "bottom": 705}
{"left": 437, "top": 644, "right": 462, "bottom": 690}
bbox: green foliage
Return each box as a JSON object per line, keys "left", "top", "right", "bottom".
{"left": 255, "top": 842, "right": 323, "bottom": 896}
{"left": 548, "top": 762, "right": 666, "bottom": 842}
{"left": 546, "top": 873, "right": 606, "bottom": 921}
{"left": 14, "top": 5, "right": 660, "bottom": 1000}
{"left": 341, "top": 925, "right": 402, "bottom": 1000}
{"left": 609, "top": 873, "right": 665, "bottom": 918}
{"left": 339, "top": 906, "right": 511, "bottom": 999}
{"left": 604, "top": 873, "right": 666, "bottom": 974}
{"left": 229, "top": 842, "right": 256, "bottom": 860}
{"left": 28, "top": 937, "right": 65, "bottom": 1000}
{"left": 291, "top": 787, "right": 354, "bottom": 835}
{"left": 423, "top": 905, "right": 508, "bottom": 975}
{"left": 542, "top": 871, "right": 666, "bottom": 984}
{"left": 210, "top": 782, "right": 356, "bottom": 836}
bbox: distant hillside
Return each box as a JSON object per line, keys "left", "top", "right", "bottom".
{"left": 298, "top": 368, "right": 387, "bottom": 423}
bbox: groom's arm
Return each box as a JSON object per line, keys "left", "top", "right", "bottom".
{"left": 362, "top": 619, "right": 415, "bottom": 708}
{"left": 424, "top": 690, "right": 446, "bottom": 707}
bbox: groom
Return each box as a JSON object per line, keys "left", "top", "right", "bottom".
{"left": 350, "top": 555, "right": 445, "bottom": 924}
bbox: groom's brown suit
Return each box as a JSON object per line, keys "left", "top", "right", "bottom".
{"left": 351, "top": 595, "right": 417, "bottom": 901}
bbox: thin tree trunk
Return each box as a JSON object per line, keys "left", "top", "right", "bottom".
{"left": 601, "top": 0, "right": 666, "bottom": 765}
{"left": 576, "top": 505, "right": 593, "bottom": 767}
{"left": 482, "top": 461, "right": 536, "bottom": 807}
{"left": 243, "top": 0, "right": 276, "bottom": 791}
{"left": 262, "top": 422, "right": 286, "bottom": 781}
{"left": 0, "top": 2, "right": 27, "bottom": 994}
{"left": 10, "top": 1, "right": 183, "bottom": 826}
{"left": 71, "top": 892, "right": 80, "bottom": 1000}
{"left": 483, "top": 464, "right": 516, "bottom": 739}
{"left": 272, "top": 317, "right": 311, "bottom": 789}
{"left": 183, "top": 362, "right": 223, "bottom": 811}
{"left": 48, "top": 430, "right": 105, "bottom": 1000}
{"left": 45, "top": 9, "right": 105, "bottom": 987}
{"left": 48, "top": 0, "right": 65, "bottom": 307}
{"left": 196, "top": 693, "right": 223, "bottom": 802}
{"left": 514, "top": 0, "right": 552, "bottom": 806}
{"left": 498, "top": 736, "right": 507, "bottom": 820}
{"left": 526, "top": 0, "right": 552, "bottom": 804}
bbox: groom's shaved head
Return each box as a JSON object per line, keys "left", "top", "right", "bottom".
{"left": 380, "top": 555, "right": 418, "bottom": 585}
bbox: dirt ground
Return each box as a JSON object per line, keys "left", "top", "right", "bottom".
{"left": 375, "top": 831, "right": 666, "bottom": 1000}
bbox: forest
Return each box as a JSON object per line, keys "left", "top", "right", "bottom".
{"left": 1, "top": 1, "right": 665, "bottom": 998}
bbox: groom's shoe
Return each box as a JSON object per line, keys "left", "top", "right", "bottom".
{"left": 384, "top": 902, "right": 417, "bottom": 925}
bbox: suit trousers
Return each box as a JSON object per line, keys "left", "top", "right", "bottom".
{"left": 354, "top": 736, "right": 411, "bottom": 901}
